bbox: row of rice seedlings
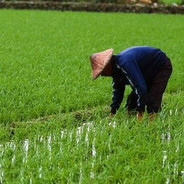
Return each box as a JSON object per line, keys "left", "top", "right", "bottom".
{"left": 0, "top": 112, "right": 183, "bottom": 183}
{"left": 1, "top": 10, "right": 184, "bottom": 124}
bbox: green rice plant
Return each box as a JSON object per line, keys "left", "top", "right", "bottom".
{"left": 0, "top": 10, "right": 184, "bottom": 183}
{"left": 0, "top": 108, "right": 184, "bottom": 183}
{"left": 0, "top": 10, "right": 184, "bottom": 124}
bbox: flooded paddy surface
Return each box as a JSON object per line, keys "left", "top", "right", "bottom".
{"left": 0, "top": 115, "right": 184, "bottom": 183}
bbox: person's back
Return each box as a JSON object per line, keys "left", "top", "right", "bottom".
{"left": 115, "top": 46, "right": 168, "bottom": 81}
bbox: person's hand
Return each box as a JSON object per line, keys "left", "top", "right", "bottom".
{"left": 109, "top": 112, "right": 115, "bottom": 117}
{"left": 137, "top": 112, "right": 143, "bottom": 121}
{"left": 110, "top": 108, "right": 116, "bottom": 117}
{"left": 149, "top": 113, "right": 156, "bottom": 121}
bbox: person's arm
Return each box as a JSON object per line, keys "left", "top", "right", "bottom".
{"left": 110, "top": 78, "right": 125, "bottom": 115}
{"left": 122, "top": 60, "right": 147, "bottom": 113}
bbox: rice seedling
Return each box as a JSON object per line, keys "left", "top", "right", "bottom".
{"left": 0, "top": 10, "right": 184, "bottom": 183}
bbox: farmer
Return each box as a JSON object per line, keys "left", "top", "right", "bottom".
{"left": 90, "top": 46, "right": 172, "bottom": 120}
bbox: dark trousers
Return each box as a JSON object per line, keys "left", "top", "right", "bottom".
{"left": 126, "top": 58, "right": 172, "bottom": 113}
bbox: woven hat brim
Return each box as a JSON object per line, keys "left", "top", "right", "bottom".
{"left": 90, "top": 48, "right": 114, "bottom": 80}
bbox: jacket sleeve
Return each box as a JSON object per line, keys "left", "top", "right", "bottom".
{"left": 110, "top": 78, "right": 125, "bottom": 114}
{"left": 122, "top": 60, "right": 147, "bottom": 112}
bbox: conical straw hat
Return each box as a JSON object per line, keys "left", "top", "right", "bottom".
{"left": 90, "top": 48, "right": 114, "bottom": 80}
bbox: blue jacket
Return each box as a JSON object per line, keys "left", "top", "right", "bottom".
{"left": 110, "top": 46, "right": 167, "bottom": 113}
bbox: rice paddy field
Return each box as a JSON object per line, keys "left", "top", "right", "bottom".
{"left": 0, "top": 9, "right": 184, "bottom": 183}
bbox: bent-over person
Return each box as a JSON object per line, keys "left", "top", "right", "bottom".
{"left": 90, "top": 46, "right": 172, "bottom": 120}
